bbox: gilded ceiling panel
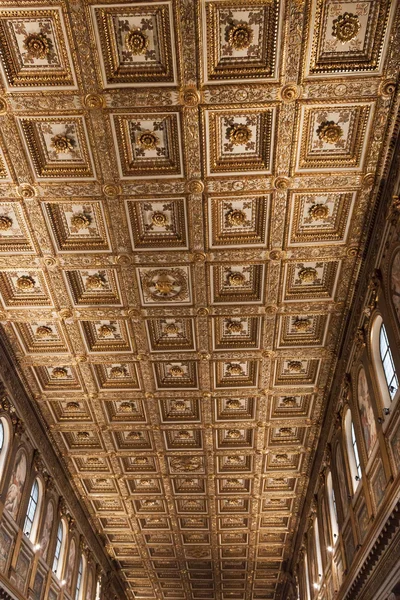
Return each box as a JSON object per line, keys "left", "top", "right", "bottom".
{"left": 0, "top": 0, "right": 399, "bottom": 599}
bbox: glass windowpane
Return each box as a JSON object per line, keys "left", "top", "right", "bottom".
{"left": 380, "top": 323, "right": 399, "bottom": 400}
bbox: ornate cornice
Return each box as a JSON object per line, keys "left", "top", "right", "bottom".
{"left": 342, "top": 501, "right": 400, "bottom": 600}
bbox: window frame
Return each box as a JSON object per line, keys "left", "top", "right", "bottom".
{"left": 0, "top": 417, "right": 10, "bottom": 485}
{"left": 304, "top": 551, "right": 311, "bottom": 600}
{"left": 371, "top": 314, "right": 399, "bottom": 415}
{"left": 326, "top": 471, "right": 339, "bottom": 544}
{"left": 379, "top": 322, "right": 399, "bottom": 400}
{"left": 75, "top": 556, "right": 83, "bottom": 600}
{"left": 23, "top": 477, "right": 43, "bottom": 543}
{"left": 313, "top": 517, "right": 323, "bottom": 582}
{"left": 344, "top": 408, "right": 362, "bottom": 494}
{"left": 53, "top": 517, "right": 67, "bottom": 580}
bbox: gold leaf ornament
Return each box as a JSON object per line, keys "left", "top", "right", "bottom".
{"left": 226, "top": 320, "right": 243, "bottom": 334}
{"left": 309, "top": 204, "right": 329, "bottom": 220}
{"left": 226, "top": 209, "right": 247, "bottom": 226}
{"left": 50, "top": 134, "right": 75, "bottom": 154}
{"left": 52, "top": 367, "right": 68, "bottom": 379}
{"left": 227, "top": 123, "right": 252, "bottom": 146}
{"left": 0, "top": 216, "right": 12, "bottom": 230}
{"left": 85, "top": 274, "right": 106, "bottom": 290}
{"left": 332, "top": 12, "right": 361, "bottom": 43}
{"left": 226, "top": 363, "right": 244, "bottom": 376}
{"left": 228, "top": 271, "right": 245, "bottom": 286}
{"left": 292, "top": 318, "right": 311, "bottom": 332}
{"left": 169, "top": 365, "right": 184, "bottom": 377}
{"left": 137, "top": 131, "right": 159, "bottom": 150}
{"left": 298, "top": 267, "right": 317, "bottom": 284}
{"left": 125, "top": 28, "right": 149, "bottom": 55}
{"left": 71, "top": 213, "right": 91, "bottom": 229}
{"left": 164, "top": 322, "right": 179, "bottom": 335}
{"left": 36, "top": 325, "right": 53, "bottom": 338}
{"left": 151, "top": 212, "right": 168, "bottom": 227}
{"left": 228, "top": 22, "right": 254, "bottom": 50}
{"left": 16, "top": 275, "right": 35, "bottom": 290}
{"left": 316, "top": 121, "right": 343, "bottom": 144}
{"left": 23, "top": 32, "right": 51, "bottom": 59}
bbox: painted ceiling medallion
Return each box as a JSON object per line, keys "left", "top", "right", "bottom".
{"left": 287, "top": 361, "right": 303, "bottom": 373}
{"left": 226, "top": 209, "right": 247, "bottom": 226}
{"left": 50, "top": 134, "right": 75, "bottom": 154}
{"left": 125, "top": 28, "right": 149, "bottom": 55}
{"left": 172, "top": 400, "right": 186, "bottom": 411}
{"left": 141, "top": 268, "right": 189, "bottom": 303}
{"left": 36, "top": 325, "right": 53, "bottom": 338}
{"left": 16, "top": 275, "right": 35, "bottom": 290}
{"left": 98, "top": 324, "right": 114, "bottom": 338}
{"left": 119, "top": 402, "right": 135, "bottom": 412}
{"left": 226, "top": 429, "right": 241, "bottom": 439}
{"left": 309, "top": 203, "right": 329, "bottom": 220}
{"left": 142, "top": 499, "right": 157, "bottom": 507}
{"left": 137, "top": 130, "right": 159, "bottom": 151}
{"left": 227, "top": 123, "right": 252, "bottom": 146}
{"left": 292, "top": 318, "right": 311, "bottom": 332}
{"left": 110, "top": 366, "right": 127, "bottom": 378}
{"left": 227, "top": 478, "right": 241, "bottom": 486}
{"left": 226, "top": 455, "right": 240, "bottom": 464}
{"left": 169, "top": 365, "right": 184, "bottom": 377}
{"left": 128, "top": 431, "right": 141, "bottom": 439}
{"left": 23, "top": 32, "right": 51, "bottom": 59}
{"left": 155, "top": 277, "right": 174, "bottom": 295}
{"left": 170, "top": 456, "right": 201, "bottom": 472}
{"left": 226, "top": 363, "right": 244, "bottom": 376}
{"left": 226, "top": 399, "right": 242, "bottom": 409}
{"left": 52, "top": 367, "right": 68, "bottom": 379}
{"left": 66, "top": 401, "right": 80, "bottom": 409}
{"left": 164, "top": 322, "right": 179, "bottom": 335}
{"left": 226, "top": 320, "right": 243, "bottom": 334}
{"left": 77, "top": 431, "right": 90, "bottom": 439}
{"left": 177, "top": 430, "right": 191, "bottom": 439}
{"left": 85, "top": 274, "right": 105, "bottom": 290}
{"left": 151, "top": 211, "right": 168, "bottom": 227}
{"left": 282, "top": 397, "right": 297, "bottom": 407}
{"left": 279, "top": 427, "right": 293, "bottom": 436}
{"left": 298, "top": 267, "right": 317, "bottom": 283}
{"left": 228, "top": 271, "right": 245, "bottom": 286}
{"left": 274, "top": 453, "right": 288, "bottom": 463}
{"left": 0, "top": 216, "right": 12, "bottom": 230}
{"left": 316, "top": 121, "right": 343, "bottom": 144}
{"left": 71, "top": 213, "right": 91, "bottom": 230}
{"left": 332, "top": 12, "right": 361, "bottom": 44}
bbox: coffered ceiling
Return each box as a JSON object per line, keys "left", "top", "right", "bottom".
{"left": 0, "top": 1, "right": 399, "bottom": 599}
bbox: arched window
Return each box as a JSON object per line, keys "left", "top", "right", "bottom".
{"left": 53, "top": 519, "right": 67, "bottom": 579}
{"left": 86, "top": 570, "right": 93, "bottom": 600}
{"left": 326, "top": 471, "right": 339, "bottom": 544}
{"left": 380, "top": 323, "right": 398, "bottom": 400}
{"left": 351, "top": 423, "right": 362, "bottom": 480}
{"left": 23, "top": 478, "right": 43, "bottom": 542}
{"left": 371, "top": 315, "right": 399, "bottom": 411}
{"left": 313, "top": 517, "right": 323, "bottom": 581}
{"left": 304, "top": 552, "right": 311, "bottom": 600}
{"left": 345, "top": 409, "right": 362, "bottom": 493}
{"left": 0, "top": 417, "right": 10, "bottom": 483}
{"left": 75, "top": 556, "right": 83, "bottom": 600}
{"left": 95, "top": 578, "right": 101, "bottom": 600}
